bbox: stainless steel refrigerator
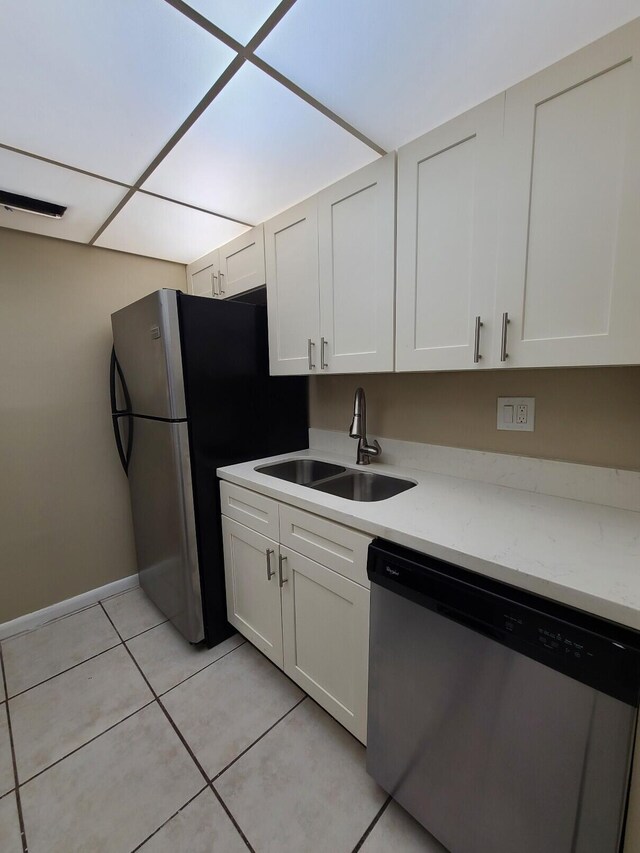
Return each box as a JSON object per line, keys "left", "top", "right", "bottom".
{"left": 110, "top": 288, "right": 308, "bottom": 646}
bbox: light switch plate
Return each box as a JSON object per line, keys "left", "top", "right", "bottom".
{"left": 497, "top": 397, "right": 535, "bottom": 431}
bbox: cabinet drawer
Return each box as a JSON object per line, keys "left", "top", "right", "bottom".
{"left": 220, "top": 481, "right": 279, "bottom": 539}
{"left": 279, "top": 504, "right": 372, "bottom": 587}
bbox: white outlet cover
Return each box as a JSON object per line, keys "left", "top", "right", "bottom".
{"left": 497, "top": 397, "right": 535, "bottom": 432}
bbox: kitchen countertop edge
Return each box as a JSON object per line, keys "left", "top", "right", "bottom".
{"left": 218, "top": 449, "right": 640, "bottom": 632}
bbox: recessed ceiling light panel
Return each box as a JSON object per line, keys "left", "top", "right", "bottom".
{"left": 0, "top": 190, "right": 66, "bottom": 219}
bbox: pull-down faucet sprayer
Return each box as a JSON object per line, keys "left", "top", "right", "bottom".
{"left": 349, "top": 387, "right": 381, "bottom": 465}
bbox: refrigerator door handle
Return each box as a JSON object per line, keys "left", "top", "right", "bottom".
{"left": 111, "top": 414, "right": 129, "bottom": 475}
{"left": 110, "top": 346, "right": 134, "bottom": 475}
{"left": 110, "top": 345, "right": 132, "bottom": 413}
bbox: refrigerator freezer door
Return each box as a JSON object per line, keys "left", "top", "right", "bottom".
{"left": 127, "top": 416, "right": 204, "bottom": 643}
{"left": 111, "top": 290, "right": 186, "bottom": 420}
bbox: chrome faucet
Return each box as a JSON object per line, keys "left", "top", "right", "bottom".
{"left": 349, "top": 387, "right": 381, "bottom": 465}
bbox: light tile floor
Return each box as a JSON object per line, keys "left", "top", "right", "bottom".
{"left": 0, "top": 587, "right": 447, "bottom": 852}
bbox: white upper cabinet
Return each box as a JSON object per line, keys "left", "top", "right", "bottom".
{"left": 265, "top": 157, "right": 396, "bottom": 376}
{"left": 318, "top": 155, "right": 396, "bottom": 373}
{"left": 218, "top": 224, "right": 266, "bottom": 299}
{"left": 187, "top": 248, "right": 219, "bottom": 298}
{"left": 265, "top": 196, "right": 320, "bottom": 375}
{"left": 186, "top": 224, "right": 264, "bottom": 299}
{"left": 496, "top": 20, "right": 640, "bottom": 368}
{"left": 396, "top": 96, "right": 504, "bottom": 371}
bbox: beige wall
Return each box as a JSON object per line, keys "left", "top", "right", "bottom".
{"left": 0, "top": 228, "right": 186, "bottom": 623}
{"left": 310, "top": 367, "right": 640, "bottom": 472}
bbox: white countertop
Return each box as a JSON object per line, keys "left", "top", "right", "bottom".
{"left": 218, "top": 448, "right": 640, "bottom": 631}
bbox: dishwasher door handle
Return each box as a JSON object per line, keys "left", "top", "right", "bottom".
{"left": 436, "top": 604, "right": 502, "bottom": 642}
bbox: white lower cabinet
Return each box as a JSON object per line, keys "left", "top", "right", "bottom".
{"left": 221, "top": 516, "right": 283, "bottom": 667}
{"left": 280, "top": 547, "right": 370, "bottom": 743}
{"left": 221, "top": 496, "right": 372, "bottom": 743}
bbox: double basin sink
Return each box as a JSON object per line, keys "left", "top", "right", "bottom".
{"left": 255, "top": 458, "right": 415, "bottom": 502}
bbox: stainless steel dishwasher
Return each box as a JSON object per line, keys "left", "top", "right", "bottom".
{"left": 367, "top": 539, "right": 640, "bottom": 853}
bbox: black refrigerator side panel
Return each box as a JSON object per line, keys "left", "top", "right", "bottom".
{"left": 254, "top": 300, "right": 309, "bottom": 457}
{"left": 177, "top": 293, "right": 308, "bottom": 647}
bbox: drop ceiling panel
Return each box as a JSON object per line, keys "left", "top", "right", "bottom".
{"left": 144, "top": 63, "right": 378, "bottom": 224}
{"left": 0, "top": 149, "right": 127, "bottom": 243}
{"left": 187, "top": 0, "right": 282, "bottom": 44}
{"left": 94, "top": 193, "right": 249, "bottom": 264}
{"left": 257, "top": 0, "right": 640, "bottom": 151}
{"left": 0, "top": 0, "right": 234, "bottom": 183}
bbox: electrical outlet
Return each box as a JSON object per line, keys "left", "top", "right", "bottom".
{"left": 497, "top": 397, "right": 535, "bottom": 431}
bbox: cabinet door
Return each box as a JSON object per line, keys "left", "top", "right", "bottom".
{"left": 221, "top": 517, "right": 283, "bottom": 667}
{"left": 280, "top": 547, "right": 370, "bottom": 743}
{"left": 186, "top": 248, "right": 219, "bottom": 298}
{"left": 318, "top": 155, "right": 395, "bottom": 373}
{"left": 396, "top": 95, "right": 504, "bottom": 371}
{"left": 496, "top": 20, "right": 640, "bottom": 367}
{"left": 265, "top": 196, "right": 320, "bottom": 375}
{"left": 218, "top": 225, "right": 265, "bottom": 299}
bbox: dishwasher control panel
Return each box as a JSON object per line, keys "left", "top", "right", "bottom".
{"left": 504, "top": 612, "right": 597, "bottom": 661}
{"left": 371, "top": 539, "right": 640, "bottom": 707}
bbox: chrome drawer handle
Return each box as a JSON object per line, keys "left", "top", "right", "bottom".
{"left": 320, "top": 336, "right": 328, "bottom": 369}
{"left": 218, "top": 271, "right": 225, "bottom": 295}
{"left": 307, "top": 339, "right": 316, "bottom": 370}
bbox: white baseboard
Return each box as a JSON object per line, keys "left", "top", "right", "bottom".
{"left": 0, "top": 574, "right": 139, "bottom": 641}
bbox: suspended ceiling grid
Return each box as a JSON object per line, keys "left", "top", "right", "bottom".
{"left": 1, "top": 0, "right": 640, "bottom": 264}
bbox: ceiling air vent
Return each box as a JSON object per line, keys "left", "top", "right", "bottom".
{"left": 0, "top": 190, "right": 66, "bottom": 219}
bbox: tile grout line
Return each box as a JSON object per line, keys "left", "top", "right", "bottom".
{"left": 6, "top": 641, "right": 122, "bottom": 701}
{"left": 16, "top": 698, "right": 157, "bottom": 788}
{"left": 119, "top": 617, "right": 170, "bottom": 642}
{"left": 211, "top": 694, "right": 307, "bottom": 783}
{"left": 351, "top": 794, "right": 392, "bottom": 852}
{"left": 99, "top": 603, "right": 256, "bottom": 852}
{"left": 1, "top": 599, "right": 108, "bottom": 643}
{"left": 0, "top": 646, "right": 28, "bottom": 853}
{"left": 207, "top": 784, "right": 255, "bottom": 853}
{"left": 5, "top": 598, "right": 172, "bottom": 700}
{"left": 129, "top": 783, "right": 210, "bottom": 852}
{"left": 156, "top": 638, "right": 247, "bottom": 698}
{"left": 5, "top": 605, "right": 237, "bottom": 783}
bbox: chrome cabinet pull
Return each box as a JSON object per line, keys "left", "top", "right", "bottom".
{"left": 320, "top": 337, "right": 328, "bottom": 369}
{"left": 218, "top": 271, "right": 225, "bottom": 295}
{"left": 211, "top": 271, "right": 218, "bottom": 297}
{"left": 307, "top": 339, "right": 316, "bottom": 370}
{"left": 265, "top": 548, "right": 275, "bottom": 581}
{"left": 278, "top": 553, "right": 288, "bottom": 587}
{"left": 500, "top": 312, "right": 510, "bottom": 362}
{"left": 473, "top": 316, "right": 483, "bottom": 363}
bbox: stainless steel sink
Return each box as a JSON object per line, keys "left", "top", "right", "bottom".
{"left": 311, "top": 470, "right": 416, "bottom": 502}
{"left": 255, "top": 458, "right": 346, "bottom": 486}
